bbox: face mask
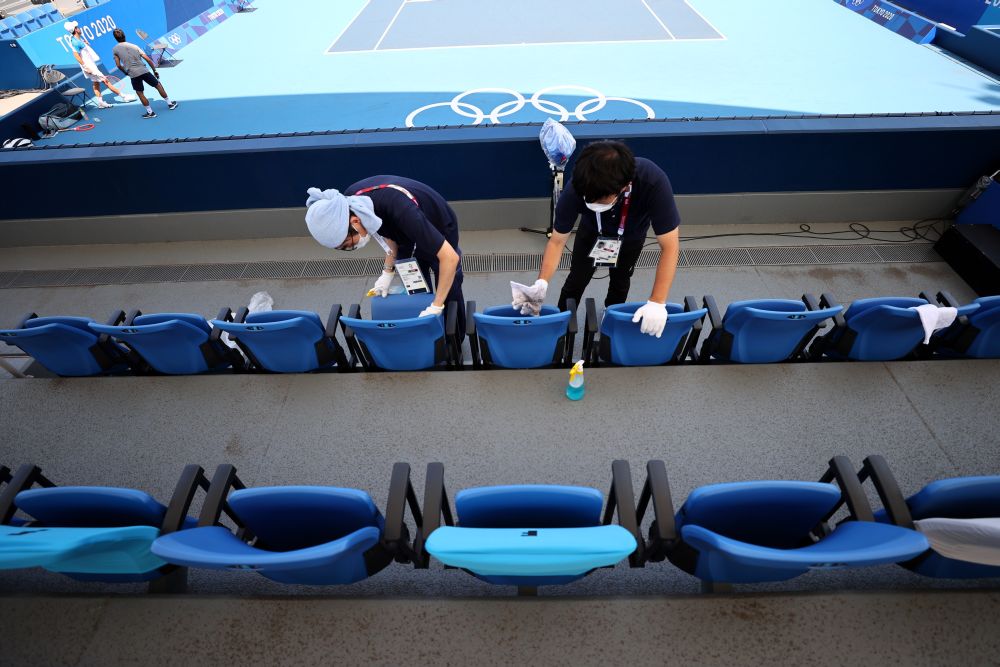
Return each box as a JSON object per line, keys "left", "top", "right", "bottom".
{"left": 353, "top": 232, "right": 371, "bottom": 249}
{"left": 585, "top": 201, "right": 615, "bottom": 213}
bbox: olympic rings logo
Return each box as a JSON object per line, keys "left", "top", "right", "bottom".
{"left": 405, "top": 86, "right": 656, "bottom": 128}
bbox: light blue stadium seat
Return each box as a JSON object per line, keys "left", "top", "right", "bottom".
{"left": 469, "top": 302, "right": 575, "bottom": 369}
{"left": 0, "top": 312, "right": 133, "bottom": 376}
{"left": 0, "top": 18, "right": 16, "bottom": 39}
{"left": 151, "top": 464, "right": 418, "bottom": 585}
{"left": 420, "top": 464, "right": 640, "bottom": 590}
{"left": 90, "top": 309, "right": 244, "bottom": 375}
{"left": 810, "top": 295, "right": 980, "bottom": 361}
{"left": 17, "top": 11, "right": 40, "bottom": 32}
{"left": 701, "top": 295, "right": 842, "bottom": 363}
{"left": 5, "top": 15, "right": 28, "bottom": 37}
{"left": 210, "top": 307, "right": 347, "bottom": 373}
{"left": 0, "top": 473, "right": 199, "bottom": 583}
{"left": 588, "top": 298, "right": 707, "bottom": 366}
{"left": 858, "top": 456, "right": 1000, "bottom": 579}
{"left": 340, "top": 300, "right": 458, "bottom": 371}
{"left": 934, "top": 294, "right": 1000, "bottom": 359}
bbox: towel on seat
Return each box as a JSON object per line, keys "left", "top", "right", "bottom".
{"left": 914, "top": 517, "right": 1000, "bottom": 566}
{"left": 911, "top": 304, "right": 958, "bottom": 344}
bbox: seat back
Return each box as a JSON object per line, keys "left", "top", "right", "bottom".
{"left": 966, "top": 296, "right": 1000, "bottom": 358}
{"left": 473, "top": 306, "right": 570, "bottom": 369}
{"left": 370, "top": 293, "right": 435, "bottom": 321}
{"left": 906, "top": 477, "right": 1000, "bottom": 521}
{"left": 0, "top": 19, "right": 15, "bottom": 39}
{"left": 600, "top": 302, "right": 706, "bottom": 366}
{"left": 227, "top": 487, "right": 382, "bottom": 552}
{"left": 721, "top": 299, "right": 841, "bottom": 363}
{"left": 15, "top": 487, "right": 168, "bottom": 528}
{"left": 0, "top": 316, "right": 116, "bottom": 376}
{"left": 456, "top": 485, "right": 603, "bottom": 528}
{"left": 840, "top": 297, "right": 926, "bottom": 360}
{"left": 340, "top": 313, "right": 444, "bottom": 371}
{"left": 211, "top": 310, "right": 327, "bottom": 373}
{"left": 8, "top": 16, "right": 27, "bottom": 37}
{"left": 678, "top": 481, "right": 841, "bottom": 549}
{"left": 91, "top": 313, "right": 220, "bottom": 375}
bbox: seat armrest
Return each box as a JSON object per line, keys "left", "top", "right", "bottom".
{"left": 235, "top": 307, "right": 249, "bottom": 324}
{"left": 466, "top": 300, "right": 481, "bottom": 369}
{"left": 414, "top": 462, "right": 454, "bottom": 568}
{"left": 211, "top": 307, "right": 234, "bottom": 343}
{"left": 703, "top": 295, "right": 722, "bottom": 329}
{"left": 563, "top": 298, "right": 578, "bottom": 367}
{"left": 340, "top": 304, "right": 369, "bottom": 371}
{"left": 936, "top": 290, "right": 959, "bottom": 308}
{"left": 0, "top": 464, "right": 55, "bottom": 525}
{"left": 124, "top": 309, "right": 142, "bottom": 326}
{"left": 196, "top": 465, "right": 250, "bottom": 536}
{"left": 583, "top": 298, "right": 599, "bottom": 366}
{"left": 859, "top": 455, "right": 915, "bottom": 529}
{"left": 603, "top": 460, "right": 645, "bottom": 567}
{"left": 819, "top": 293, "right": 846, "bottom": 329}
{"left": 819, "top": 455, "right": 875, "bottom": 525}
{"left": 637, "top": 460, "right": 677, "bottom": 562}
{"left": 683, "top": 296, "right": 704, "bottom": 362}
{"left": 445, "top": 301, "right": 461, "bottom": 369}
{"left": 160, "top": 464, "right": 211, "bottom": 535}
{"left": 383, "top": 462, "right": 422, "bottom": 563}
{"left": 323, "top": 304, "right": 342, "bottom": 339}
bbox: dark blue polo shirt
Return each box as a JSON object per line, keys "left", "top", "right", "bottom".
{"left": 346, "top": 176, "right": 460, "bottom": 264}
{"left": 553, "top": 158, "right": 680, "bottom": 241}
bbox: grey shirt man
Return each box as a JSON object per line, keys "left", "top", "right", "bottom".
{"left": 111, "top": 42, "right": 149, "bottom": 78}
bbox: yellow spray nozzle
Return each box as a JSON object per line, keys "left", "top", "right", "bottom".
{"left": 569, "top": 359, "right": 585, "bottom": 380}
{"left": 366, "top": 289, "right": 378, "bottom": 297}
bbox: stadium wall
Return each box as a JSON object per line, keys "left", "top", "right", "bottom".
{"left": 890, "top": 0, "right": 1000, "bottom": 33}
{"left": 0, "top": 40, "right": 43, "bottom": 90}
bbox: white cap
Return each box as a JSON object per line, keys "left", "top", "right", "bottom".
{"left": 64, "top": 21, "right": 78, "bottom": 32}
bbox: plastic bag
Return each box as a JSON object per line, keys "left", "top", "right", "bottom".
{"left": 539, "top": 118, "right": 576, "bottom": 170}
{"left": 248, "top": 291, "right": 274, "bottom": 313}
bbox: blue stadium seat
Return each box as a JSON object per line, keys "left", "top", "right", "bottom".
{"left": 932, "top": 293, "right": 1000, "bottom": 359}
{"left": 89, "top": 308, "right": 245, "bottom": 375}
{"left": 419, "top": 463, "right": 641, "bottom": 591}
{"left": 0, "top": 18, "right": 17, "bottom": 40}
{"left": 17, "top": 11, "right": 40, "bottom": 32}
{"left": 0, "top": 311, "right": 135, "bottom": 376}
{"left": 584, "top": 297, "right": 707, "bottom": 366}
{"left": 46, "top": 4, "right": 63, "bottom": 22}
{"left": 210, "top": 306, "right": 348, "bottom": 373}
{"left": 857, "top": 456, "right": 1000, "bottom": 579}
{"left": 29, "top": 6, "right": 52, "bottom": 26}
{"left": 0, "top": 464, "right": 206, "bottom": 588}
{"left": 5, "top": 15, "right": 28, "bottom": 37}
{"left": 700, "top": 295, "right": 842, "bottom": 363}
{"left": 636, "top": 458, "right": 928, "bottom": 589}
{"left": 809, "top": 294, "right": 980, "bottom": 361}
{"left": 469, "top": 301, "right": 576, "bottom": 369}
{"left": 151, "top": 463, "right": 420, "bottom": 585}
{"left": 340, "top": 300, "right": 460, "bottom": 371}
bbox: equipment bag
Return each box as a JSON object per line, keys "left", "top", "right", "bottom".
{"left": 38, "top": 103, "right": 83, "bottom": 132}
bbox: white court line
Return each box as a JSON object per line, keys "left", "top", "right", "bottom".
{"left": 641, "top": 0, "right": 676, "bottom": 39}
{"left": 682, "top": 0, "right": 727, "bottom": 40}
{"left": 326, "top": 37, "right": 692, "bottom": 55}
{"left": 373, "top": 0, "right": 409, "bottom": 51}
{"left": 325, "top": 0, "right": 376, "bottom": 55}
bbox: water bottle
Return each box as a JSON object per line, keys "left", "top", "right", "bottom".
{"left": 566, "top": 360, "right": 585, "bottom": 401}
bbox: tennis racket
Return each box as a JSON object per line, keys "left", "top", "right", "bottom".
{"left": 72, "top": 123, "right": 95, "bottom": 132}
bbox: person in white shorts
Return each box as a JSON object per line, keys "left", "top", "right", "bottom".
{"left": 111, "top": 29, "right": 178, "bottom": 119}
{"left": 64, "top": 21, "right": 133, "bottom": 109}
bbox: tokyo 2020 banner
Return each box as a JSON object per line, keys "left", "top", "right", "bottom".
{"left": 837, "top": 0, "right": 937, "bottom": 43}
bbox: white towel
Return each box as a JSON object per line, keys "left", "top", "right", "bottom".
{"left": 911, "top": 304, "right": 958, "bottom": 344}
{"left": 914, "top": 517, "right": 1000, "bottom": 566}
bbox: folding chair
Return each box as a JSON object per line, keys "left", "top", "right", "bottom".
{"left": 151, "top": 463, "right": 421, "bottom": 585}
{"left": 635, "top": 457, "right": 929, "bottom": 591}
{"left": 930, "top": 292, "right": 1000, "bottom": 359}
{"left": 808, "top": 294, "right": 980, "bottom": 361}
{"left": 136, "top": 28, "right": 174, "bottom": 66}
{"left": 90, "top": 308, "right": 246, "bottom": 375}
{"left": 340, "top": 297, "right": 461, "bottom": 371}
{"left": 856, "top": 455, "right": 1000, "bottom": 579}
{"left": 468, "top": 300, "right": 576, "bottom": 369}
{"left": 417, "top": 462, "right": 642, "bottom": 595}
{"left": 0, "top": 311, "right": 137, "bottom": 377}
{"left": 211, "top": 306, "right": 348, "bottom": 373}
{"left": 0, "top": 464, "right": 212, "bottom": 592}
{"left": 584, "top": 297, "right": 707, "bottom": 366}
{"left": 700, "top": 295, "right": 842, "bottom": 363}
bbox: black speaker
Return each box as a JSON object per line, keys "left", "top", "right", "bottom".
{"left": 935, "top": 224, "right": 1000, "bottom": 296}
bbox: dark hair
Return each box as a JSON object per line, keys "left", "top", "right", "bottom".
{"left": 571, "top": 141, "right": 636, "bottom": 202}
{"left": 113, "top": 28, "right": 126, "bottom": 42}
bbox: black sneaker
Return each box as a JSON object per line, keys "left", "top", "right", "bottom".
{"left": 167, "top": 101, "right": 178, "bottom": 110}
{"left": 141, "top": 111, "right": 157, "bottom": 119}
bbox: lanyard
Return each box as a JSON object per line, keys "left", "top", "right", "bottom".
{"left": 351, "top": 183, "right": 421, "bottom": 256}
{"left": 594, "top": 183, "right": 632, "bottom": 238}
{"left": 353, "top": 183, "right": 420, "bottom": 207}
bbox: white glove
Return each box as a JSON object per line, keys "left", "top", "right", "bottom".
{"left": 510, "top": 279, "right": 548, "bottom": 316}
{"left": 371, "top": 270, "right": 395, "bottom": 298}
{"left": 632, "top": 301, "right": 668, "bottom": 338}
{"left": 419, "top": 303, "right": 445, "bottom": 318}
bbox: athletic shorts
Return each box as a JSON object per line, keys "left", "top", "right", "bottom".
{"left": 130, "top": 72, "right": 158, "bottom": 92}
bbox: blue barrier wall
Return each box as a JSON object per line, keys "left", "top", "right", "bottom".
{"left": 0, "top": 40, "right": 42, "bottom": 89}
{"left": 14, "top": 0, "right": 168, "bottom": 71}
{"left": 936, "top": 24, "right": 1000, "bottom": 76}
{"left": 0, "top": 115, "right": 998, "bottom": 220}
{"left": 164, "top": 0, "right": 214, "bottom": 30}
{"left": 835, "top": 0, "right": 936, "bottom": 43}
{"left": 891, "top": 0, "right": 1000, "bottom": 33}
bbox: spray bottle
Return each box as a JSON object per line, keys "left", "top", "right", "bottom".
{"left": 566, "top": 360, "right": 585, "bottom": 401}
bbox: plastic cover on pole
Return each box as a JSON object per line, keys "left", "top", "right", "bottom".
{"left": 539, "top": 118, "right": 576, "bottom": 171}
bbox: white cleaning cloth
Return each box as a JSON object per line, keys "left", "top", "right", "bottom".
{"left": 911, "top": 304, "right": 958, "bottom": 344}
{"left": 914, "top": 517, "right": 1000, "bottom": 566}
